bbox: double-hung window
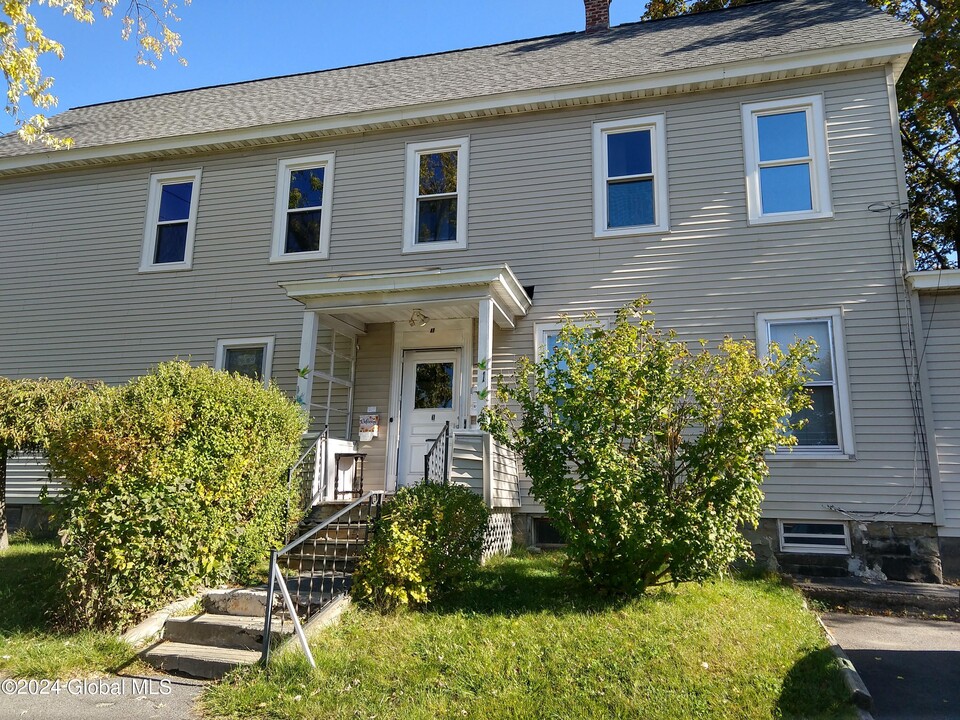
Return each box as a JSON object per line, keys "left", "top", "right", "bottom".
{"left": 215, "top": 337, "right": 275, "bottom": 385}
{"left": 271, "top": 154, "right": 335, "bottom": 261}
{"left": 593, "top": 115, "right": 669, "bottom": 237}
{"left": 140, "top": 169, "right": 202, "bottom": 272}
{"left": 757, "top": 309, "right": 854, "bottom": 456}
{"left": 742, "top": 96, "right": 832, "bottom": 223}
{"left": 403, "top": 138, "right": 469, "bottom": 252}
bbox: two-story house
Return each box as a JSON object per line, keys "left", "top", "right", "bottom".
{"left": 3, "top": 0, "right": 955, "bottom": 581}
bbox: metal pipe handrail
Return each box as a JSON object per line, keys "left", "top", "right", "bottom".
{"left": 261, "top": 490, "right": 385, "bottom": 664}
{"left": 423, "top": 420, "right": 451, "bottom": 484}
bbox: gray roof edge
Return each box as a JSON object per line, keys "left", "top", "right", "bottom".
{"left": 0, "top": 33, "right": 918, "bottom": 174}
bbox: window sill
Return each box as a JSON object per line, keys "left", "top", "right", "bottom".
{"left": 139, "top": 263, "right": 193, "bottom": 274}
{"left": 747, "top": 209, "right": 833, "bottom": 226}
{"left": 270, "top": 251, "right": 329, "bottom": 263}
{"left": 593, "top": 225, "right": 670, "bottom": 240}
{"left": 766, "top": 449, "right": 855, "bottom": 462}
{"left": 778, "top": 546, "right": 850, "bottom": 555}
{"left": 401, "top": 240, "right": 468, "bottom": 254}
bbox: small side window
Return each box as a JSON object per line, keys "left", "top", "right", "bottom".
{"left": 215, "top": 337, "right": 275, "bottom": 385}
{"left": 593, "top": 115, "right": 669, "bottom": 237}
{"left": 271, "top": 154, "right": 335, "bottom": 261}
{"left": 742, "top": 96, "right": 832, "bottom": 224}
{"left": 140, "top": 169, "right": 202, "bottom": 272}
{"left": 779, "top": 521, "right": 850, "bottom": 554}
{"left": 403, "top": 138, "right": 469, "bottom": 253}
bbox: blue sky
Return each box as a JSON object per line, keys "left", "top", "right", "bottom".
{"left": 1, "top": 1, "right": 646, "bottom": 134}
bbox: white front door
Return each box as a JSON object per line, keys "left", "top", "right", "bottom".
{"left": 398, "top": 349, "right": 461, "bottom": 488}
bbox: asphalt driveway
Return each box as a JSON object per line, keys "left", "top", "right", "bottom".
{"left": 822, "top": 612, "right": 959, "bottom": 720}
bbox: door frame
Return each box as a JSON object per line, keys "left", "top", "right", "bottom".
{"left": 386, "top": 318, "right": 473, "bottom": 493}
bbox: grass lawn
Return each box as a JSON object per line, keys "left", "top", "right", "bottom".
{"left": 0, "top": 538, "right": 136, "bottom": 678}
{"left": 202, "top": 552, "right": 854, "bottom": 720}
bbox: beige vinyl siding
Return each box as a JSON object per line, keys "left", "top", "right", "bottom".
{"left": 0, "top": 67, "right": 928, "bottom": 523}
{"left": 451, "top": 432, "right": 484, "bottom": 495}
{"left": 921, "top": 293, "right": 960, "bottom": 536}
{"left": 489, "top": 437, "right": 521, "bottom": 509}
{"left": 351, "top": 323, "right": 393, "bottom": 491}
{"left": 4, "top": 453, "right": 60, "bottom": 504}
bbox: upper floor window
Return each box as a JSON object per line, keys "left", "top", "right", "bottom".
{"left": 757, "top": 308, "right": 854, "bottom": 457}
{"left": 215, "top": 337, "right": 275, "bottom": 385}
{"left": 403, "top": 138, "right": 469, "bottom": 252}
{"left": 271, "top": 154, "right": 335, "bottom": 261}
{"left": 140, "top": 169, "right": 202, "bottom": 272}
{"left": 742, "top": 96, "right": 832, "bottom": 224}
{"left": 593, "top": 115, "right": 669, "bottom": 238}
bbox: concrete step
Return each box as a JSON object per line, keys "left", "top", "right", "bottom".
{"left": 203, "top": 588, "right": 270, "bottom": 617}
{"left": 797, "top": 576, "right": 960, "bottom": 616}
{"left": 163, "top": 613, "right": 290, "bottom": 651}
{"left": 140, "top": 640, "right": 261, "bottom": 680}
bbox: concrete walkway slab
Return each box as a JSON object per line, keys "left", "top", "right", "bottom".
{"left": 822, "top": 613, "right": 960, "bottom": 720}
{"left": 0, "top": 675, "right": 204, "bottom": 720}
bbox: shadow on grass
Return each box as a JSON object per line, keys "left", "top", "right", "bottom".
{"left": 0, "top": 540, "right": 64, "bottom": 633}
{"left": 428, "top": 551, "right": 668, "bottom": 617}
{"left": 777, "top": 647, "right": 855, "bottom": 720}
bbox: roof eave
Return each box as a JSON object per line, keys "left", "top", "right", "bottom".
{"left": 0, "top": 34, "right": 919, "bottom": 176}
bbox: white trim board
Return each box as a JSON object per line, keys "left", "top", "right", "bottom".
{"left": 0, "top": 37, "right": 917, "bottom": 176}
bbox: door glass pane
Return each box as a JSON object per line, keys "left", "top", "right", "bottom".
{"left": 607, "top": 129, "right": 652, "bottom": 178}
{"left": 158, "top": 182, "right": 193, "bottom": 222}
{"left": 769, "top": 320, "right": 833, "bottom": 381}
{"left": 414, "top": 362, "right": 454, "bottom": 409}
{"left": 793, "top": 386, "right": 838, "bottom": 446}
{"left": 285, "top": 209, "right": 322, "bottom": 253}
{"left": 757, "top": 111, "right": 809, "bottom": 161}
{"left": 608, "top": 179, "right": 654, "bottom": 227}
{"left": 288, "top": 167, "right": 324, "bottom": 209}
{"left": 419, "top": 151, "right": 458, "bottom": 195}
{"left": 154, "top": 222, "right": 188, "bottom": 263}
{"left": 225, "top": 346, "right": 265, "bottom": 380}
{"left": 417, "top": 197, "right": 457, "bottom": 243}
{"left": 760, "top": 164, "right": 812, "bottom": 214}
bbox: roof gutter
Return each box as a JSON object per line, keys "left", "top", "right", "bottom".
{"left": 0, "top": 34, "right": 918, "bottom": 176}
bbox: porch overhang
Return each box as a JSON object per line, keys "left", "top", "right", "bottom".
{"left": 279, "top": 264, "right": 532, "bottom": 331}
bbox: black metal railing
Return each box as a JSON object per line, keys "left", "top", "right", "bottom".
{"left": 423, "top": 421, "right": 451, "bottom": 484}
{"left": 285, "top": 427, "right": 329, "bottom": 529}
{"left": 262, "top": 490, "right": 384, "bottom": 665}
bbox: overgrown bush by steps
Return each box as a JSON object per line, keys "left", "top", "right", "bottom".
{"left": 49, "top": 361, "right": 306, "bottom": 631}
{"left": 352, "top": 483, "right": 489, "bottom": 611}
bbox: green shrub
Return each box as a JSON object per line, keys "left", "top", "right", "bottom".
{"left": 48, "top": 361, "right": 306, "bottom": 631}
{"left": 482, "top": 299, "right": 815, "bottom": 595}
{"left": 352, "top": 483, "right": 489, "bottom": 611}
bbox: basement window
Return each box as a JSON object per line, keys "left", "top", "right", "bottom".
{"left": 778, "top": 521, "right": 850, "bottom": 554}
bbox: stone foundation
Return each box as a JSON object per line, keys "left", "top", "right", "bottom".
{"left": 745, "top": 518, "right": 943, "bottom": 583}
{"left": 5, "top": 504, "right": 54, "bottom": 536}
{"left": 939, "top": 537, "right": 960, "bottom": 582}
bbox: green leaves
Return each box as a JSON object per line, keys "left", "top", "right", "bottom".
{"left": 483, "top": 299, "right": 813, "bottom": 595}
{"left": 47, "top": 360, "right": 306, "bottom": 631}
{"left": 352, "top": 483, "right": 489, "bottom": 612}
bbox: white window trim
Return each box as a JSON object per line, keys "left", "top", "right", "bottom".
{"left": 534, "top": 319, "right": 610, "bottom": 362}
{"left": 778, "top": 520, "right": 851, "bottom": 555}
{"left": 757, "top": 308, "right": 855, "bottom": 459}
{"left": 742, "top": 95, "right": 833, "bottom": 225}
{"left": 592, "top": 115, "right": 669, "bottom": 238}
{"left": 140, "top": 168, "right": 202, "bottom": 272}
{"left": 214, "top": 336, "right": 275, "bottom": 386}
{"left": 403, "top": 137, "right": 469, "bottom": 253}
{"left": 270, "top": 153, "right": 336, "bottom": 262}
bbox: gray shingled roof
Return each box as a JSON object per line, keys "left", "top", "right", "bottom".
{"left": 0, "top": 0, "right": 915, "bottom": 158}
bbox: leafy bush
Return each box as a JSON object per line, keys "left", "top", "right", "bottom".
{"left": 48, "top": 361, "right": 306, "bottom": 631}
{"left": 482, "top": 299, "right": 814, "bottom": 595}
{"left": 352, "top": 483, "right": 489, "bottom": 611}
{"left": 0, "top": 377, "right": 94, "bottom": 550}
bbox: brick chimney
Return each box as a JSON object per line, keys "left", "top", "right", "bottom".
{"left": 584, "top": 0, "right": 611, "bottom": 32}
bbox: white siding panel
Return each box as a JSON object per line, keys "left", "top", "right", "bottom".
{"left": 921, "top": 293, "right": 960, "bottom": 536}
{"left": 5, "top": 453, "right": 60, "bottom": 504}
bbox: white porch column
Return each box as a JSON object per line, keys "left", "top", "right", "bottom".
{"left": 478, "top": 297, "right": 494, "bottom": 412}
{"left": 296, "top": 310, "right": 319, "bottom": 414}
